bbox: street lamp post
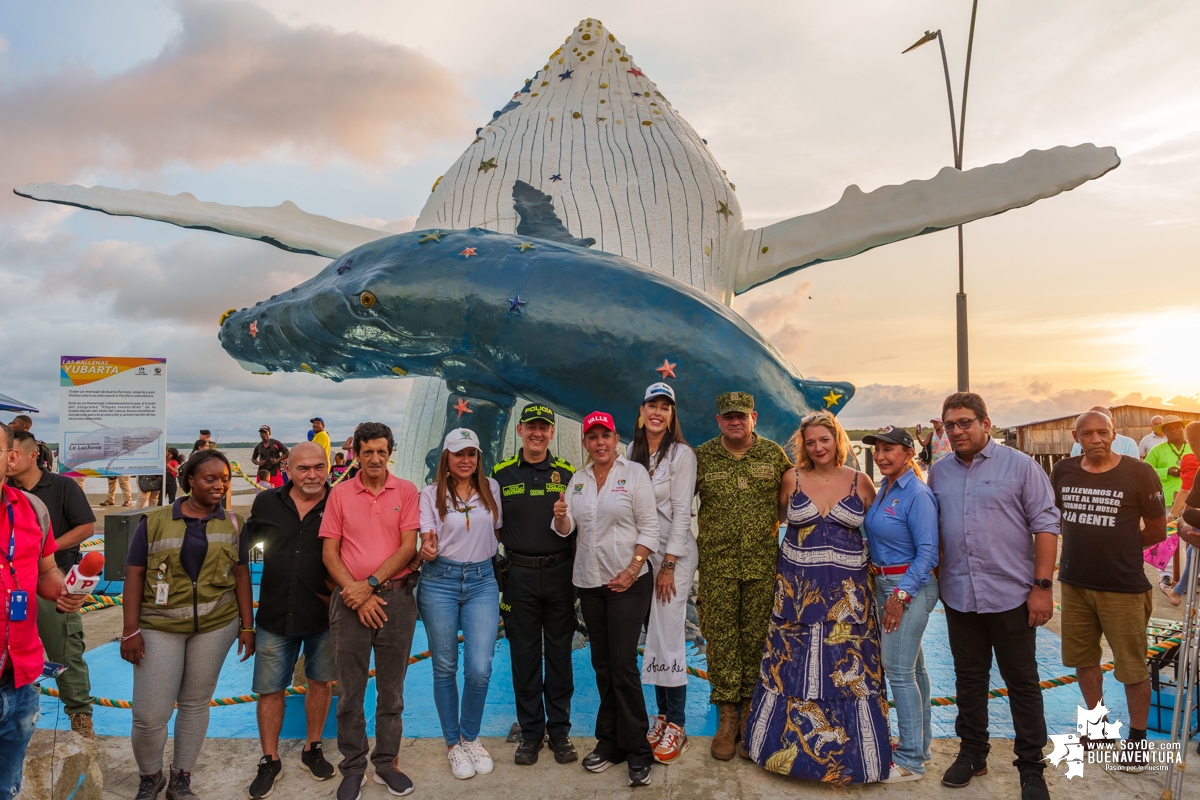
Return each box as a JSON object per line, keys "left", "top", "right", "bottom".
{"left": 903, "top": 0, "right": 980, "bottom": 392}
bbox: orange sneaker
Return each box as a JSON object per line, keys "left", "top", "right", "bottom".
{"left": 653, "top": 722, "right": 688, "bottom": 764}
{"left": 646, "top": 715, "right": 667, "bottom": 748}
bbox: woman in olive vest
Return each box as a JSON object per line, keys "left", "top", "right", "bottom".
{"left": 120, "top": 449, "right": 255, "bottom": 800}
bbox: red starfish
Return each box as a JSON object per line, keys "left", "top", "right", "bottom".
{"left": 656, "top": 359, "right": 677, "bottom": 379}
{"left": 248, "top": 321, "right": 258, "bottom": 338}
{"left": 454, "top": 398, "right": 473, "bottom": 418}
{"left": 460, "top": 247, "right": 477, "bottom": 258}
{"left": 627, "top": 67, "right": 645, "bottom": 78}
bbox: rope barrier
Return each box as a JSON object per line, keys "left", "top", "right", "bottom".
{"left": 51, "top": 599, "right": 1197, "bottom": 711}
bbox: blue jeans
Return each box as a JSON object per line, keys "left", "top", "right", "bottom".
{"left": 874, "top": 574, "right": 938, "bottom": 774}
{"left": 654, "top": 685, "right": 686, "bottom": 727}
{"left": 0, "top": 681, "right": 39, "bottom": 800}
{"left": 417, "top": 558, "right": 500, "bottom": 747}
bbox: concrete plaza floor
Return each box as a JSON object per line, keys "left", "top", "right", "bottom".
{"left": 91, "top": 734, "right": 1172, "bottom": 799}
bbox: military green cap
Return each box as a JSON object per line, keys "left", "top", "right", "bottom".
{"left": 716, "top": 391, "right": 755, "bottom": 414}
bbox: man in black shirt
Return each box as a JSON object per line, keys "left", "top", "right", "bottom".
{"left": 1052, "top": 410, "right": 1166, "bottom": 768}
{"left": 252, "top": 426, "right": 289, "bottom": 487}
{"left": 492, "top": 403, "right": 577, "bottom": 766}
{"left": 245, "top": 442, "right": 336, "bottom": 798}
{"left": 6, "top": 430, "right": 96, "bottom": 738}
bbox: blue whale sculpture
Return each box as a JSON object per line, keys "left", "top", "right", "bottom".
{"left": 219, "top": 185, "right": 851, "bottom": 472}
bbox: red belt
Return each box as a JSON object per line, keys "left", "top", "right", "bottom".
{"left": 869, "top": 564, "right": 909, "bottom": 576}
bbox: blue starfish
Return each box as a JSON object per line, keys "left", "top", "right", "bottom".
{"left": 549, "top": 174, "right": 563, "bottom": 182}
{"left": 632, "top": 92, "right": 642, "bottom": 97}
{"left": 507, "top": 294, "right": 529, "bottom": 314}
{"left": 335, "top": 257, "right": 353, "bottom": 275}
{"left": 558, "top": 69, "right": 573, "bottom": 81}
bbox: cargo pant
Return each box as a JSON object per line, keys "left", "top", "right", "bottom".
{"left": 696, "top": 573, "right": 774, "bottom": 704}
{"left": 37, "top": 598, "right": 92, "bottom": 716}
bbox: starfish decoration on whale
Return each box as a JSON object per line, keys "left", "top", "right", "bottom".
{"left": 823, "top": 389, "right": 844, "bottom": 408}
{"left": 558, "top": 69, "right": 573, "bottom": 80}
{"left": 717, "top": 201, "right": 732, "bottom": 218}
{"left": 478, "top": 157, "right": 497, "bottom": 173}
{"left": 656, "top": 359, "right": 677, "bottom": 379}
{"left": 248, "top": 320, "right": 258, "bottom": 338}
{"left": 418, "top": 230, "right": 443, "bottom": 243}
{"left": 549, "top": 173, "right": 563, "bottom": 181}
{"left": 507, "top": 294, "right": 528, "bottom": 314}
{"left": 514, "top": 242, "right": 535, "bottom": 251}
{"left": 460, "top": 247, "right": 477, "bottom": 258}
{"left": 627, "top": 67, "right": 645, "bottom": 77}
{"left": 454, "top": 398, "right": 473, "bottom": 418}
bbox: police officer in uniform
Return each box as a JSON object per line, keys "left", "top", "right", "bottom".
{"left": 492, "top": 404, "right": 578, "bottom": 766}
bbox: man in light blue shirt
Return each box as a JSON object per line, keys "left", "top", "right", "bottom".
{"left": 1067, "top": 406, "right": 1139, "bottom": 458}
{"left": 928, "top": 393, "right": 1060, "bottom": 800}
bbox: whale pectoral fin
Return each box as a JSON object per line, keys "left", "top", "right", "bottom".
{"left": 423, "top": 383, "right": 516, "bottom": 483}
{"left": 512, "top": 180, "right": 596, "bottom": 248}
{"left": 13, "top": 182, "right": 388, "bottom": 258}
{"left": 735, "top": 143, "right": 1120, "bottom": 293}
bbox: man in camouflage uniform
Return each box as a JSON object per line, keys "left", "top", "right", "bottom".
{"left": 695, "top": 391, "right": 792, "bottom": 761}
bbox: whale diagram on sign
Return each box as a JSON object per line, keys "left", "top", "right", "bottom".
{"left": 16, "top": 18, "right": 1120, "bottom": 479}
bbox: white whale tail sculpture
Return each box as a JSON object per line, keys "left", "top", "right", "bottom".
{"left": 15, "top": 18, "right": 1119, "bottom": 480}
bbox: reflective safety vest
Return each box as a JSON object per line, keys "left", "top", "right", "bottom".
{"left": 139, "top": 506, "right": 242, "bottom": 634}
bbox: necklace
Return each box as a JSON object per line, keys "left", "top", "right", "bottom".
{"left": 449, "top": 482, "right": 476, "bottom": 530}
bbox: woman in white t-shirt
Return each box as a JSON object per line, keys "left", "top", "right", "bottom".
{"left": 627, "top": 383, "right": 698, "bottom": 765}
{"left": 416, "top": 428, "right": 503, "bottom": 781}
{"left": 553, "top": 410, "right": 660, "bottom": 787}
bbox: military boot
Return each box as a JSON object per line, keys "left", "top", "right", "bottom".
{"left": 711, "top": 703, "right": 739, "bottom": 760}
{"left": 737, "top": 697, "right": 753, "bottom": 759}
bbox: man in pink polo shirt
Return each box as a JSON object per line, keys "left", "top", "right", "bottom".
{"left": 0, "top": 423, "right": 87, "bottom": 800}
{"left": 321, "top": 422, "right": 420, "bottom": 800}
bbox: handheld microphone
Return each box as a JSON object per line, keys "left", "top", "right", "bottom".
{"left": 65, "top": 552, "right": 105, "bottom": 596}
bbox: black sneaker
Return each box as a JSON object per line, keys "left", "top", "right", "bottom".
{"left": 300, "top": 742, "right": 335, "bottom": 780}
{"left": 514, "top": 738, "right": 543, "bottom": 765}
{"left": 549, "top": 734, "right": 578, "bottom": 764}
{"left": 136, "top": 772, "right": 167, "bottom": 800}
{"left": 166, "top": 766, "right": 198, "bottom": 800}
{"left": 373, "top": 769, "right": 415, "bottom": 797}
{"left": 582, "top": 750, "right": 613, "bottom": 773}
{"left": 941, "top": 752, "right": 988, "bottom": 788}
{"left": 247, "top": 756, "right": 282, "bottom": 799}
{"left": 628, "top": 764, "right": 652, "bottom": 787}
{"left": 336, "top": 774, "right": 365, "bottom": 800}
{"left": 1019, "top": 770, "right": 1050, "bottom": 800}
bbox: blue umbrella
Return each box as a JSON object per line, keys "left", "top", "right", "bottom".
{"left": 0, "top": 393, "right": 39, "bottom": 414}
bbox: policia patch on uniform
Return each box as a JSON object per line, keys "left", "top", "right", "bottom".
{"left": 502, "top": 483, "right": 525, "bottom": 496}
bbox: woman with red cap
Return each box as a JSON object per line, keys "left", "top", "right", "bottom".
{"left": 553, "top": 411, "right": 660, "bottom": 787}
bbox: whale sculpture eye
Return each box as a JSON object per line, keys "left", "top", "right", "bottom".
{"left": 359, "top": 291, "right": 377, "bottom": 308}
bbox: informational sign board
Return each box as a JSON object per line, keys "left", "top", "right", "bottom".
{"left": 58, "top": 356, "right": 166, "bottom": 477}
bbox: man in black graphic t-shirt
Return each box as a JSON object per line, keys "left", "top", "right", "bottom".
{"left": 1051, "top": 410, "right": 1166, "bottom": 767}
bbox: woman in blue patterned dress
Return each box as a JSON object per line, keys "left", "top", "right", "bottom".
{"left": 742, "top": 411, "right": 898, "bottom": 784}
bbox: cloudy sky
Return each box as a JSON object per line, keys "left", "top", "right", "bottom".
{"left": 2, "top": 0, "right": 1198, "bottom": 442}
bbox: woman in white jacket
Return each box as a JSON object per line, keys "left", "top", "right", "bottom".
{"left": 628, "top": 383, "right": 698, "bottom": 764}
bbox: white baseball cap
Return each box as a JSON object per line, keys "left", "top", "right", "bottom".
{"left": 443, "top": 428, "right": 480, "bottom": 454}
{"left": 643, "top": 382, "right": 676, "bottom": 403}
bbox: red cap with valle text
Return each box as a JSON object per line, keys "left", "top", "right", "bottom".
{"left": 583, "top": 411, "right": 616, "bottom": 432}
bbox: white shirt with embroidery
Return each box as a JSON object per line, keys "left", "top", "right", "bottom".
{"left": 556, "top": 455, "right": 660, "bottom": 588}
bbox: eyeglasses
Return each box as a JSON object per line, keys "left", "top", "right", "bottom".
{"left": 943, "top": 418, "right": 979, "bottom": 431}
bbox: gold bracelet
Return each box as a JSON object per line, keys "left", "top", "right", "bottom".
{"left": 626, "top": 566, "right": 638, "bottom": 578}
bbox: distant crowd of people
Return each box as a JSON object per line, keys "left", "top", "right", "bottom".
{"left": 0, "top": 392, "right": 1196, "bottom": 800}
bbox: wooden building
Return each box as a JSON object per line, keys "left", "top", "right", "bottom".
{"left": 1010, "top": 404, "right": 1200, "bottom": 472}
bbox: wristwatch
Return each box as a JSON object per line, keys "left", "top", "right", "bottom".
{"left": 367, "top": 576, "right": 380, "bottom": 589}
{"left": 892, "top": 589, "right": 911, "bottom": 605}
{"left": 633, "top": 554, "right": 645, "bottom": 565}
{"left": 1033, "top": 577, "right": 1053, "bottom": 590}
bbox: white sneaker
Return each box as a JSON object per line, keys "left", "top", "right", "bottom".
{"left": 882, "top": 763, "right": 923, "bottom": 783}
{"left": 460, "top": 739, "right": 494, "bottom": 775}
{"left": 448, "top": 744, "right": 476, "bottom": 780}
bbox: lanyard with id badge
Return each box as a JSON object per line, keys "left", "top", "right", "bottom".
{"left": 2, "top": 502, "right": 29, "bottom": 624}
